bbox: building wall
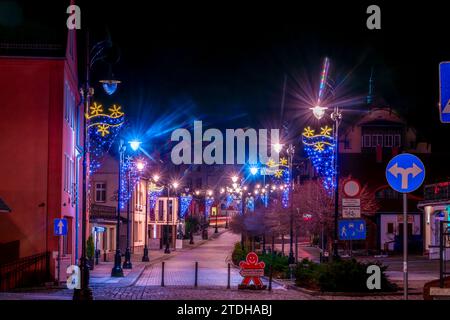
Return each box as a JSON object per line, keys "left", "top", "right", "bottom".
{"left": 379, "top": 213, "right": 421, "bottom": 251}
{"left": 0, "top": 29, "right": 80, "bottom": 275}
{"left": 0, "top": 57, "right": 82, "bottom": 269}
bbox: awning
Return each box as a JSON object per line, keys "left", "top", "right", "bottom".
{"left": 0, "top": 198, "right": 11, "bottom": 212}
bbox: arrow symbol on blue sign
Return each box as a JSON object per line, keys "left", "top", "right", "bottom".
{"left": 388, "top": 162, "right": 423, "bottom": 189}
{"left": 57, "top": 220, "right": 64, "bottom": 235}
{"left": 443, "top": 100, "right": 450, "bottom": 114}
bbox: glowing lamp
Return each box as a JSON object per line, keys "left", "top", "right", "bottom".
{"left": 310, "top": 105, "right": 328, "bottom": 120}
{"left": 100, "top": 79, "right": 121, "bottom": 96}
{"left": 231, "top": 175, "right": 239, "bottom": 183}
{"left": 153, "top": 174, "right": 160, "bottom": 182}
{"left": 250, "top": 167, "right": 258, "bottom": 175}
{"left": 136, "top": 160, "right": 146, "bottom": 171}
{"left": 273, "top": 143, "right": 283, "bottom": 154}
{"left": 129, "top": 140, "right": 141, "bottom": 151}
{"left": 172, "top": 182, "right": 179, "bottom": 189}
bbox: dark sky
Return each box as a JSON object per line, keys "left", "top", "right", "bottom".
{"left": 2, "top": 1, "right": 450, "bottom": 152}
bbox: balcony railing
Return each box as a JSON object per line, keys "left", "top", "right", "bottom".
{"left": 0, "top": 252, "right": 51, "bottom": 291}
{"left": 423, "top": 182, "right": 450, "bottom": 202}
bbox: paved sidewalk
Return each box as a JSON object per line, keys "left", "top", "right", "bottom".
{"left": 89, "top": 227, "right": 228, "bottom": 287}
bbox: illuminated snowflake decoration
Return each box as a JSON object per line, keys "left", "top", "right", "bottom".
{"left": 302, "top": 126, "right": 335, "bottom": 191}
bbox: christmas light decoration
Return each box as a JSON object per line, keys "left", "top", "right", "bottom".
{"left": 148, "top": 182, "right": 164, "bottom": 221}
{"left": 119, "top": 156, "right": 144, "bottom": 209}
{"left": 205, "top": 196, "right": 214, "bottom": 217}
{"left": 179, "top": 194, "right": 193, "bottom": 218}
{"left": 246, "top": 196, "right": 255, "bottom": 212}
{"left": 86, "top": 102, "right": 125, "bottom": 173}
{"left": 317, "top": 57, "right": 330, "bottom": 105}
{"left": 302, "top": 125, "right": 335, "bottom": 191}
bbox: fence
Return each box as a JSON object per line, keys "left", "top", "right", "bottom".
{"left": 135, "top": 261, "right": 275, "bottom": 290}
{"left": 0, "top": 252, "right": 51, "bottom": 291}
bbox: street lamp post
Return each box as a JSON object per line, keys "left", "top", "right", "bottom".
{"left": 142, "top": 178, "right": 150, "bottom": 262}
{"left": 287, "top": 144, "right": 296, "bottom": 265}
{"left": 330, "top": 107, "right": 342, "bottom": 259}
{"left": 123, "top": 167, "right": 133, "bottom": 269}
{"left": 71, "top": 33, "right": 121, "bottom": 290}
{"left": 310, "top": 105, "right": 342, "bottom": 259}
{"left": 111, "top": 140, "right": 125, "bottom": 277}
{"left": 73, "top": 36, "right": 94, "bottom": 299}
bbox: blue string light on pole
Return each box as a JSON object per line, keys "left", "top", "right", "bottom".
{"left": 205, "top": 193, "right": 214, "bottom": 217}
{"left": 302, "top": 125, "right": 335, "bottom": 191}
{"left": 179, "top": 194, "right": 193, "bottom": 218}
{"left": 119, "top": 156, "right": 144, "bottom": 209}
{"left": 148, "top": 182, "right": 164, "bottom": 220}
{"left": 86, "top": 102, "right": 125, "bottom": 174}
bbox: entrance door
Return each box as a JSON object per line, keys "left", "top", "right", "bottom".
{"left": 398, "top": 223, "right": 413, "bottom": 238}
{"left": 162, "top": 225, "right": 173, "bottom": 248}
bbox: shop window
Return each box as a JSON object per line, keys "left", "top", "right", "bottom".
{"left": 158, "top": 200, "right": 164, "bottom": 221}
{"left": 168, "top": 200, "right": 173, "bottom": 222}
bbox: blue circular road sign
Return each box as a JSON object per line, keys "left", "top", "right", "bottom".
{"left": 385, "top": 153, "right": 425, "bottom": 193}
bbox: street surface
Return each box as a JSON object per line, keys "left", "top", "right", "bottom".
{"left": 0, "top": 230, "right": 435, "bottom": 300}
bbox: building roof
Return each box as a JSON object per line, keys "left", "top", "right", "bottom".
{"left": 0, "top": 1, "right": 69, "bottom": 57}
{"left": 0, "top": 197, "right": 11, "bottom": 212}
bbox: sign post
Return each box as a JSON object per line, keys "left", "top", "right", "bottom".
{"left": 54, "top": 218, "right": 68, "bottom": 285}
{"left": 439, "top": 62, "right": 450, "bottom": 123}
{"left": 342, "top": 179, "right": 361, "bottom": 219}
{"left": 386, "top": 153, "right": 425, "bottom": 300}
{"left": 238, "top": 252, "right": 266, "bottom": 290}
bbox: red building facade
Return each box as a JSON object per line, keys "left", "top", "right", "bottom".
{"left": 0, "top": 28, "right": 83, "bottom": 281}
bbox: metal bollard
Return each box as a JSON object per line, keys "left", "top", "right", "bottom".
{"left": 161, "top": 261, "right": 165, "bottom": 287}
{"left": 268, "top": 265, "right": 273, "bottom": 292}
{"left": 227, "top": 263, "right": 231, "bottom": 289}
{"left": 194, "top": 261, "right": 198, "bottom": 287}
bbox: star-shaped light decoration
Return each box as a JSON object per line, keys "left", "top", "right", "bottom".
{"left": 274, "top": 169, "right": 284, "bottom": 178}
{"left": 303, "top": 126, "right": 315, "bottom": 137}
{"left": 90, "top": 102, "right": 103, "bottom": 116}
{"left": 97, "top": 124, "right": 110, "bottom": 137}
{"left": 108, "top": 105, "right": 124, "bottom": 118}
{"left": 266, "top": 158, "right": 276, "bottom": 167}
{"left": 320, "top": 126, "right": 332, "bottom": 136}
{"left": 280, "top": 157, "right": 288, "bottom": 166}
{"left": 314, "top": 142, "right": 325, "bottom": 152}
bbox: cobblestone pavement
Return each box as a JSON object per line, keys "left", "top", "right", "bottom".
{"left": 135, "top": 231, "right": 283, "bottom": 289}
{"left": 0, "top": 231, "right": 431, "bottom": 300}
{"left": 92, "top": 286, "right": 315, "bottom": 300}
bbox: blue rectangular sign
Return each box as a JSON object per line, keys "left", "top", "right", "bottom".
{"left": 338, "top": 219, "right": 366, "bottom": 240}
{"left": 54, "top": 218, "right": 68, "bottom": 236}
{"left": 439, "top": 62, "right": 450, "bottom": 123}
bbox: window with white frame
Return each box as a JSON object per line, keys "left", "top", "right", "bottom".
{"left": 372, "top": 134, "right": 383, "bottom": 147}
{"left": 363, "top": 135, "right": 371, "bottom": 147}
{"left": 63, "top": 154, "right": 73, "bottom": 195}
{"left": 64, "top": 82, "right": 76, "bottom": 130}
{"left": 384, "top": 134, "right": 393, "bottom": 147}
{"left": 394, "top": 134, "right": 401, "bottom": 147}
{"left": 95, "top": 182, "right": 107, "bottom": 202}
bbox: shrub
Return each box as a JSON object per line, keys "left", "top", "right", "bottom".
{"left": 295, "top": 258, "right": 398, "bottom": 292}
{"left": 258, "top": 253, "right": 289, "bottom": 278}
{"left": 87, "top": 235, "right": 95, "bottom": 259}
{"left": 231, "top": 242, "right": 247, "bottom": 265}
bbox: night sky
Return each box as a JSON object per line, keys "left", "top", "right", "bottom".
{"left": 2, "top": 1, "right": 450, "bottom": 153}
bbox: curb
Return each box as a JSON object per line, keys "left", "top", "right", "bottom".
{"left": 283, "top": 282, "right": 423, "bottom": 297}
